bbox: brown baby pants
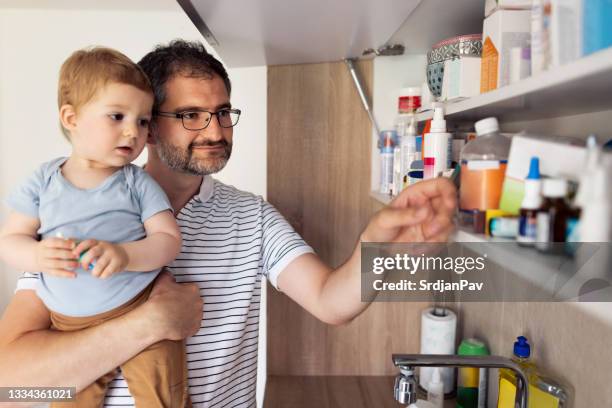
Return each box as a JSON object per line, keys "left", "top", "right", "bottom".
{"left": 49, "top": 283, "right": 191, "bottom": 408}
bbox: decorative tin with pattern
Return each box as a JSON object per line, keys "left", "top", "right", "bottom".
{"left": 427, "top": 34, "right": 483, "bottom": 97}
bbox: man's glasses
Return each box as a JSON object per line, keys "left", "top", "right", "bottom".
{"left": 154, "top": 108, "right": 241, "bottom": 130}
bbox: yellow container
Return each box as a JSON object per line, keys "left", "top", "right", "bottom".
{"left": 497, "top": 336, "right": 568, "bottom": 408}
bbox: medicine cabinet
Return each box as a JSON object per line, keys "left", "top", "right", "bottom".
{"left": 369, "top": 0, "right": 612, "bottom": 304}
{"left": 178, "top": 0, "right": 611, "bottom": 299}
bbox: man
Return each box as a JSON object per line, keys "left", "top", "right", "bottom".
{"left": 0, "top": 40, "right": 456, "bottom": 406}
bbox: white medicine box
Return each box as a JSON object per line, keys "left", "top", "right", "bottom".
{"left": 443, "top": 57, "right": 482, "bottom": 101}
{"left": 484, "top": 0, "right": 532, "bottom": 17}
{"left": 481, "top": 9, "right": 531, "bottom": 92}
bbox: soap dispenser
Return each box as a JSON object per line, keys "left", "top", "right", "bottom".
{"left": 497, "top": 336, "right": 569, "bottom": 408}
{"left": 497, "top": 336, "right": 536, "bottom": 408}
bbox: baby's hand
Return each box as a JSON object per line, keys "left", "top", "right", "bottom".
{"left": 35, "top": 238, "right": 79, "bottom": 278}
{"left": 73, "top": 240, "right": 129, "bottom": 279}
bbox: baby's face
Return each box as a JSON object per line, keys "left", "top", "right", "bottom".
{"left": 70, "top": 82, "right": 153, "bottom": 168}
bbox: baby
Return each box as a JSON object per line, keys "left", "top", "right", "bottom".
{"left": 0, "top": 47, "right": 189, "bottom": 407}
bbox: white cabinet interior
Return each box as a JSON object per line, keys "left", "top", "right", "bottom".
{"left": 178, "top": 0, "right": 422, "bottom": 67}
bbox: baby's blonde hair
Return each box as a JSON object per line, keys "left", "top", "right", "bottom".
{"left": 58, "top": 47, "right": 152, "bottom": 138}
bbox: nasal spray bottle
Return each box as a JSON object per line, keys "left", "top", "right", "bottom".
{"left": 395, "top": 88, "right": 422, "bottom": 193}
{"left": 379, "top": 131, "right": 396, "bottom": 195}
{"left": 402, "top": 116, "right": 420, "bottom": 187}
{"left": 423, "top": 103, "right": 451, "bottom": 179}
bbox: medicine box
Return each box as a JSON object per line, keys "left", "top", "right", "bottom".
{"left": 444, "top": 57, "right": 482, "bottom": 101}
{"left": 499, "top": 134, "right": 612, "bottom": 214}
{"left": 550, "top": 0, "right": 583, "bottom": 67}
{"left": 485, "top": 0, "right": 532, "bottom": 17}
{"left": 480, "top": 9, "right": 531, "bottom": 93}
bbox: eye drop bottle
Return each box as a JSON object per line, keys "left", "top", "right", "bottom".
{"left": 517, "top": 157, "right": 542, "bottom": 246}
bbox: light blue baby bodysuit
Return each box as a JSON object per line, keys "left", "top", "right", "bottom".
{"left": 6, "top": 157, "right": 173, "bottom": 317}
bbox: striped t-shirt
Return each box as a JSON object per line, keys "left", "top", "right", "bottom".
{"left": 16, "top": 175, "right": 314, "bottom": 407}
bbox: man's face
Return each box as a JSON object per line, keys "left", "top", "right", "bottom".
{"left": 151, "top": 74, "right": 233, "bottom": 175}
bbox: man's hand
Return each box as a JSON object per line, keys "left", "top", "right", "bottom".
{"left": 0, "top": 274, "right": 201, "bottom": 392}
{"left": 277, "top": 179, "right": 457, "bottom": 326}
{"left": 141, "top": 271, "right": 203, "bottom": 341}
{"left": 73, "top": 240, "right": 129, "bottom": 278}
{"left": 35, "top": 237, "right": 79, "bottom": 278}
{"left": 362, "top": 178, "right": 457, "bottom": 243}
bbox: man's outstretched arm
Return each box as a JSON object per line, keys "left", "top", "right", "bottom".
{"left": 277, "top": 178, "right": 457, "bottom": 325}
{"left": 0, "top": 273, "right": 202, "bottom": 392}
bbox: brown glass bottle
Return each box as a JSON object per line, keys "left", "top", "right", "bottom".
{"left": 536, "top": 179, "right": 571, "bottom": 253}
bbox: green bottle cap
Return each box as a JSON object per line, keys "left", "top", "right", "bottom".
{"left": 458, "top": 338, "right": 489, "bottom": 356}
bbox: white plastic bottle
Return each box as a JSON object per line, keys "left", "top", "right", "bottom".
{"left": 392, "top": 145, "right": 403, "bottom": 196}
{"left": 401, "top": 115, "right": 420, "bottom": 187}
{"left": 531, "top": 0, "right": 551, "bottom": 74}
{"left": 423, "top": 103, "right": 451, "bottom": 179}
{"left": 459, "top": 117, "right": 511, "bottom": 211}
{"left": 579, "top": 166, "right": 611, "bottom": 242}
{"left": 394, "top": 87, "right": 421, "bottom": 142}
{"left": 574, "top": 135, "right": 601, "bottom": 209}
{"left": 380, "top": 140, "right": 394, "bottom": 195}
{"left": 427, "top": 367, "right": 444, "bottom": 408}
{"left": 573, "top": 135, "right": 609, "bottom": 242}
{"left": 395, "top": 87, "right": 422, "bottom": 192}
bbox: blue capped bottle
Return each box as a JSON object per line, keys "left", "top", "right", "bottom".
{"left": 517, "top": 157, "right": 542, "bottom": 246}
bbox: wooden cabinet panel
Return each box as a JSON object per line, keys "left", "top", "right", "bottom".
{"left": 267, "top": 60, "right": 426, "bottom": 375}
{"left": 263, "top": 376, "right": 397, "bottom": 408}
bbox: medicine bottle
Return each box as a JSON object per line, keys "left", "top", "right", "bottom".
{"left": 517, "top": 157, "right": 542, "bottom": 246}
{"left": 459, "top": 117, "right": 511, "bottom": 211}
{"left": 536, "top": 178, "right": 571, "bottom": 253}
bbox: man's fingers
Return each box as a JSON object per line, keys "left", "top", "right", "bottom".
{"left": 157, "top": 270, "right": 177, "bottom": 284}
{"left": 149, "top": 271, "right": 177, "bottom": 295}
{"left": 424, "top": 222, "right": 456, "bottom": 243}
{"left": 431, "top": 193, "right": 457, "bottom": 215}
{"left": 415, "top": 178, "right": 457, "bottom": 200}
{"left": 393, "top": 178, "right": 457, "bottom": 209}
{"left": 375, "top": 205, "right": 431, "bottom": 230}
{"left": 422, "top": 214, "right": 455, "bottom": 239}
{"left": 186, "top": 282, "right": 201, "bottom": 295}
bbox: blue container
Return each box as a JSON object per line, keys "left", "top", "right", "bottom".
{"left": 583, "top": 0, "right": 612, "bottom": 55}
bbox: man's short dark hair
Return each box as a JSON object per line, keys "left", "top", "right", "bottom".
{"left": 138, "top": 39, "right": 231, "bottom": 111}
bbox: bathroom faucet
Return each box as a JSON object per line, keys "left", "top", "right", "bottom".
{"left": 392, "top": 354, "right": 529, "bottom": 408}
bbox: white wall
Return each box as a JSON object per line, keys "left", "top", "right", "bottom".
{"left": 0, "top": 3, "right": 267, "bottom": 405}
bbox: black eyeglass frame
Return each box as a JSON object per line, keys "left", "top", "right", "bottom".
{"left": 154, "top": 108, "right": 242, "bottom": 130}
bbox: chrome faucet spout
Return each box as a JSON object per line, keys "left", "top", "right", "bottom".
{"left": 392, "top": 354, "right": 529, "bottom": 408}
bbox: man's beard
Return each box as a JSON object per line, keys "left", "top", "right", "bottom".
{"left": 156, "top": 138, "right": 232, "bottom": 176}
